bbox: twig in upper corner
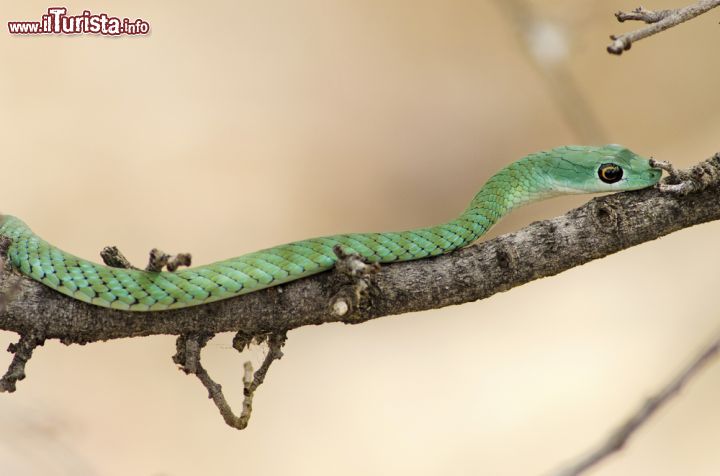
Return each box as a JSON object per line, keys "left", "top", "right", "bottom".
{"left": 607, "top": 0, "right": 720, "bottom": 55}
{"left": 615, "top": 7, "right": 673, "bottom": 23}
{"left": 550, "top": 331, "right": 720, "bottom": 476}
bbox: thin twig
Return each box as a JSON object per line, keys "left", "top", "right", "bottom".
{"left": 0, "top": 331, "right": 45, "bottom": 393}
{"left": 174, "top": 333, "right": 242, "bottom": 427}
{"left": 100, "top": 245, "right": 192, "bottom": 272}
{"left": 146, "top": 248, "right": 192, "bottom": 272}
{"left": 615, "top": 7, "right": 674, "bottom": 23}
{"left": 652, "top": 154, "right": 720, "bottom": 194}
{"left": 173, "top": 331, "right": 286, "bottom": 430}
{"left": 100, "top": 246, "right": 138, "bottom": 269}
{"left": 552, "top": 332, "right": 720, "bottom": 476}
{"left": 608, "top": 0, "right": 720, "bottom": 55}
{"left": 246, "top": 332, "right": 286, "bottom": 394}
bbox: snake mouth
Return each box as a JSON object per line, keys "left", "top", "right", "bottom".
{"left": 647, "top": 169, "right": 662, "bottom": 183}
{"left": 647, "top": 158, "right": 663, "bottom": 181}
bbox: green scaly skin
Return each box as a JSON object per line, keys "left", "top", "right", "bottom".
{"left": 0, "top": 145, "right": 661, "bottom": 312}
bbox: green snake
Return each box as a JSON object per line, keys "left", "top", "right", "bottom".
{"left": 0, "top": 145, "right": 661, "bottom": 312}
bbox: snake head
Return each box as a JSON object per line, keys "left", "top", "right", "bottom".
{"left": 546, "top": 144, "right": 662, "bottom": 193}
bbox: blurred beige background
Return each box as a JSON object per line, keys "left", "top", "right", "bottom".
{"left": 1, "top": 1, "right": 719, "bottom": 475}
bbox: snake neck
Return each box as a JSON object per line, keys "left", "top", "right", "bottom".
{"left": 440, "top": 159, "right": 559, "bottom": 247}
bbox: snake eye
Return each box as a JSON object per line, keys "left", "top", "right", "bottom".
{"left": 598, "top": 163, "right": 623, "bottom": 184}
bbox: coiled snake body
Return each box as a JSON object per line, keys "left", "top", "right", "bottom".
{"left": 0, "top": 145, "right": 661, "bottom": 311}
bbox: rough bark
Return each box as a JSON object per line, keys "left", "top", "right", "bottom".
{"left": 0, "top": 154, "right": 718, "bottom": 345}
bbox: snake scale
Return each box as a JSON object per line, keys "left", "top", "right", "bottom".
{"left": 0, "top": 145, "right": 661, "bottom": 312}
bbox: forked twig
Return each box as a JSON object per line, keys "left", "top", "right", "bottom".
{"left": 173, "top": 331, "right": 286, "bottom": 430}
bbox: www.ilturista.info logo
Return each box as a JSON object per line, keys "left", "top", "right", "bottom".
{"left": 8, "top": 7, "right": 150, "bottom": 35}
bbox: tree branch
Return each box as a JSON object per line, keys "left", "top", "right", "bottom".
{"left": 552, "top": 329, "right": 720, "bottom": 476}
{"left": 0, "top": 153, "right": 718, "bottom": 344}
{"left": 607, "top": 1, "right": 720, "bottom": 55}
{"left": 0, "top": 152, "right": 719, "bottom": 428}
